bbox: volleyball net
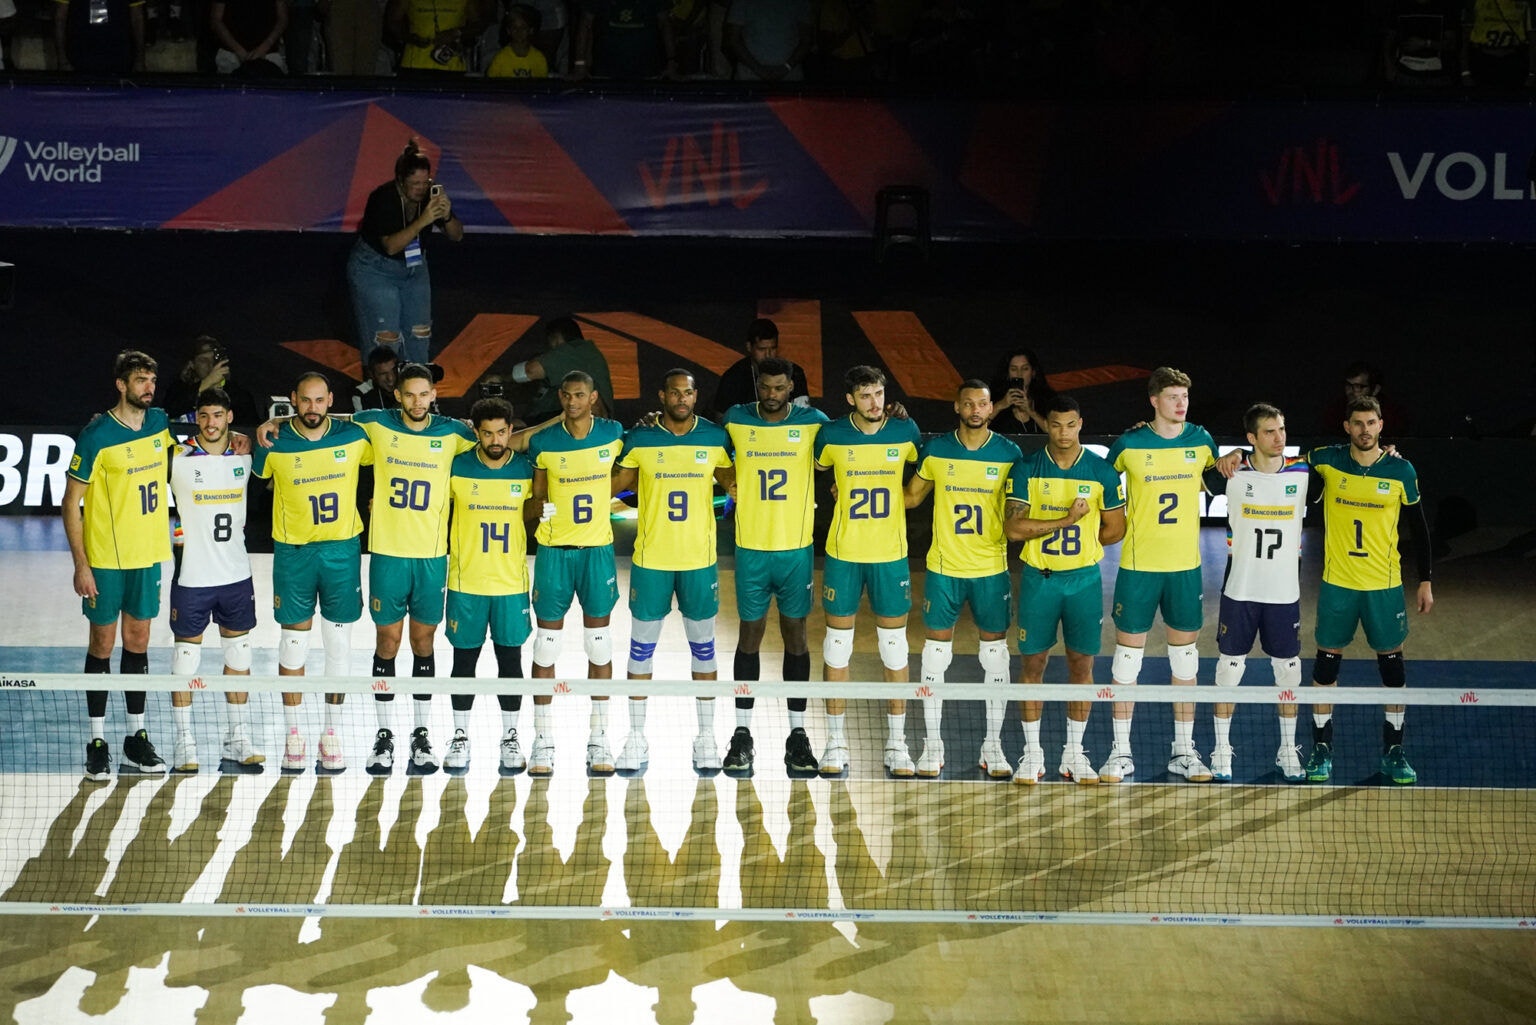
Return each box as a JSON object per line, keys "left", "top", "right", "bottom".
{"left": 0, "top": 673, "right": 1532, "bottom": 928}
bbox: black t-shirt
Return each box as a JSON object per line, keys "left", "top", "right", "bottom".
{"left": 710, "top": 357, "right": 811, "bottom": 419}
{"left": 357, "top": 181, "right": 443, "bottom": 260}
{"left": 63, "top": 0, "right": 141, "bottom": 74}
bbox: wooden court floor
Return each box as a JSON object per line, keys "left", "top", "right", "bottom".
{"left": 1, "top": 527, "right": 1534, "bottom": 1024}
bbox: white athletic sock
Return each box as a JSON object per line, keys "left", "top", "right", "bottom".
{"left": 127, "top": 712, "right": 146, "bottom": 735}
{"left": 827, "top": 713, "right": 845, "bottom": 743}
{"left": 696, "top": 698, "right": 714, "bottom": 732}
{"left": 1314, "top": 711, "right": 1331, "bottom": 728}
{"left": 1113, "top": 716, "right": 1133, "bottom": 750}
{"left": 90, "top": 717, "right": 106, "bottom": 742}
{"left": 788, "top": 708, "right": 805, "bottom": 730}
{"left": 1173, "top": 719, "right": 1195, "bottom": 753}
{"left": 590, "top": 701, "right": 609, "bottom": 735}
{"left": 736, "top": 705, "right": 753, "bottom": 729}
{"left": 887, "top": 712, "right": 905, "bottom": 743}
{"left": 628, "top": 698, "right": 647, "bottom": 733}
{"left": 1278, "top": 714, "right": 1297, "bottom": 747}
{"left": 453, "top": 707, "right": 470, "bottom": 733}
{"left": 502, "top": 708, "right": 518, "bottom": 734}
{"left": 1023, "top": 719, "right": 1041, "bottom": 748}
{"left": 1385, "top": 710, "right": 1405, "bottom": 730}
{"left": 325, "top": 703, "right": 340, "bottom": 730}
{"left": 226, "top": 702, "right": 248, "bottom": 730}
{"left": 172, "top": 705, "right": 192, "bottom": 732}
{"left": 1065, "top": 717, "right": 1087, "bottom": 748}
{"left": 923, "top": 698, "right": 942, "bottom": 740}
{"left": 534, "top": 703, "right": 552, "bottom": 736}
{"left": 1214, "top": 715, "right": 1232, "bottom": 748}
{"left": 984, "top": 699, "right": 1004, "bottom": 741}
{"left": 375, "top": 700, "right": 392, "bottom": 729}
{"left": 414, "top": 697, "right": 430, "bottom": 730}
{"left": 284, "top": 704, "right": 300, "bottom": 730}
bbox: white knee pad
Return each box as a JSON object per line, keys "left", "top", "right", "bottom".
{"left": 627, "top": 618, "right": 664, "bottom": 675}
{"left": 1111, "top": 644, "right": 1144, "bottom": 686}
{"left": 920, "top": 639, "right": 953, "bottom": 684}
{"left": 1271, "top": 656, "right": 1302, "bottom": 690}
{"left": 532, "top": 628, "right": 563, "bottom": 669}
{"left": 583, "top": 626, "right": 612, "bottom": 667}
{"left": 1214, "top": 654, "right": 1246, "bottom": 688}
{"left": 978, "top": 639, "right": 1011, "bottom": 684}
{"left": 172, "top": 641, "right": 202, "bottom": 676}
{"left": 1167, "top": 643, "right": 1200, "bottom": 681}
{"left": 321, "top": 619, "right": 352, "bottom": 678}
{"left": 278, "top": 628, "right": 311, "bottom": 672}
{"left": 823, "top": 627, "right": 855, "bottom": 670}
{"left": 683, "top": 617, "right": 717, "bottom": 674}
{"left": 876, "top": 627, "right": 909, "bottom": 673}
{"left": 221, "top": 633, "right": 253, "bottom": 673}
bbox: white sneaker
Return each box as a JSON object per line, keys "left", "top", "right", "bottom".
{"left": 172, "top": 731, "right": 199, "bottom": 773}
{"left": 222, "top": 730, "right": 265, "bottom": 767}
{"left": 1168, "top": 746, "right": 1213, "bottom": 782}
{"left": 915, "top": 739, "right": 944, "bottom": 778}
{"left": 318, "top": 728, "right": 345, "bottom": 773}
{"left": 527, "top": 733, "right": 555, "bottom": 776}
{"left": 1058, "top": 744, "right": 1099, "bottom": 785}
{"left": 500, "top": 729, "right": 526, "bottom": 774}
{"left": 819, "top": 739, "right": 849, "bottom": 777}
{"left": 282, "top": 728, "right": 306, "bottom": 772}
{"left": 692, "top": 732, "right": 721, "bottom": 772}
{"left": 366, "top": 728, "right": 394, "bottom": 775}
{"left": 1098, "top": 745, "right": 1135, "bottom": 784}
{"left": 1276, "top": 744, "right": 1305, "bottom": 782}
{"left": 616, "top": 732, "right": 649, "bottom": 773}
{"left": 443, "top": 729, "right": 470, "bottom": 773}
{"left": 978, "top": 738, "right": 1011, "bottom": 779}
{"left": 884, "top": 737, "right": 915, "bottom": 777}
{"left": 1013, "top": 744, "right": 1045, "bottom": 786}
{"left": 587, "top": 732, "right": 614, "bottom": 774}
{"left": 1210, "top": 743, "right": 1234, "bottom": 782}
{"left": 409, "top": 727, "right": 439, "bottom": 775}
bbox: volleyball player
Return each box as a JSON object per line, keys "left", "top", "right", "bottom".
{"left": 352, "top": 362, "right": 477, "bottom": 776}
{"left": 166, "top": 387, "right": 264, "bottom": 772}
{"left": 443, "top": 396, "right": 540, "bottom": 775}
{"left": 719, "top": 356, "right": 829, "bottom": 777}
{"left": 251, "top": 372, "right": 373, "bottom": 773}
{"left": 64, "top": 350, "right": 174, "bottom": 781}
{"left": 813, "top": 365, "right": 922, "bottom": 777}
{"left": 1004, "top": 394, "right": 1125, "bottom": 785}
{"left": 526, "top": 371, "right": 626, "bottom": 776}
{"left": 1102, "top": 366, "right": 1219, "bottom": 783}
{"left": 609, "top": 369, "right": 735, "bottom": 775}
{"left": 903, "top": 380, "right": 1022, "bottom": 778}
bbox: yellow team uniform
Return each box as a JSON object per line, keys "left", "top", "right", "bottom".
{"left": 250, "top": 418, "right": 373, "bottom": 544}
{"left": 814, "top": 415, "right": 921, "bottom": 562}
{"left": 354, "top": 409, "right": 477, "bottom": 559}
{"left": 448, "top": 451, "right": 534, "bottom": 596}
{"left": 1106, "top": 424, "right": 1218, "bottom": 573}
{"left": 723, "top": 403, "right": 829, "bottom": 552}
{"left": 619, "top": 419, "right": 733, "bottom": 571}
{"left": 68, "top": 408, "right": 174, "bottom": 570}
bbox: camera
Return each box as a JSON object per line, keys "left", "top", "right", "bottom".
{"left": 269, "top": 398, "right": 295, "bottom": 420}
{"left": 430, "top": 43, "right": 458, "bottom": 65}
{"left": 480, "top": 380, "right": 506, "bottom": 398}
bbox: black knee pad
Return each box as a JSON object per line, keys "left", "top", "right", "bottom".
{"left": 1376, "top": 651, "right": 1406, "bottom": 688}
{"left": 451, "top": 646, "right": 480, "bottom": 678}
{"left": 1313, "top": 650, "right": 1342, "bottom": 685}
{"left": 734, "top": 650, "right": 761, "bottom": 682}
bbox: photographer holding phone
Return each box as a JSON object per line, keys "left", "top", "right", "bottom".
{"left": 164, "top": 335, "right": 264, "bottom": 426}
{"left": 347, "top": 140, "right": 464, "bottom": 366}
{"left": 988, "top": 349, "right": 1057, "bottom": 435}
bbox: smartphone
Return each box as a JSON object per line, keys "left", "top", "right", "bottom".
{"left": 430, "top": 183, "right": 444, "bottom": 198}
{"left": 1008, "top": 377, "right": 1025, "bottom": 390}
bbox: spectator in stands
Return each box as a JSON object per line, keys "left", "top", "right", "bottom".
{"left": 347, "top": 141, "right": 464, "bottom": 365}
{"left": 487, "top": 3, "right": 549, "bottom": 76}
{"left": 724, "top": 0, "right": 812, "bottom": 80}
{"left": 670, "top": 0, "right": 729, "bottom": 77}
{"left": 388, "top": 0, "right": 488, "bottom": 75}
{"left": 988, "top": 349, "right": 1056, "bottom": 434}
{"left": 525, "top": 0, "right": 569, "bottom": 71}
{"left": 1382, "top": 0, "right": 1460, "bottom": 86}
{"left": 163, "top": 335, "right": 266, "bottom": 427}
{"left": 210, "top": 0, "right": 289, "bottom": 74}
{"left": 572, "top": 0, "right": 676, "bottom": 78}
{"left": 350, "top": 346, "right": 401, "bottom": 413}
{"left": 327, "top": 0, "right": 387, "bottom": 74}
{"left": 54, "top": 0, "right": 146, "bottom": 72}
{"left": 711, "top": 317, "right": 810, "bottom": 418}
{"left": 513, "top": 316, "right": 614, "bottom": 422}
{"left": 1461, "top": 0, "right": 1535, "bottom": 88}
{"left": 811, "top": 0, "right": 880, "bottom": 81}
{"left": 1323, "top": 360, "right": 1413, "bottom": 436}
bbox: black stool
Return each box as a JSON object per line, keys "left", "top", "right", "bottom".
{"left": 873, "top": 185, "right": 931, "bottom": 264}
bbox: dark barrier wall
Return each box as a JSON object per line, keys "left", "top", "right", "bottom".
{"left": 5, "top": 85, "right": 1536, "bottom": 241}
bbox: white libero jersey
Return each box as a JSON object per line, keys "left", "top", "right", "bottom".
{"left": 170, "top": 441, "right": 253, "bottom": 588}
{"left": 1223, "top": 454, "right": 1309, "bottom": 604}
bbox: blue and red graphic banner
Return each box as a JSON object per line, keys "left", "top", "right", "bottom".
{"left": 0, "top": 87, "right": 1533, "bottom": 241}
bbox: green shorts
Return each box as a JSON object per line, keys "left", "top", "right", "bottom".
{"left": 369, "top": 553, "right": 448, "bottom": 626}
{"left": 630, "top": 564, "right": 720, "bottom": 621}
{"left": 446, "top": 590, "right": 532, "bottom": 649}
{"left": 734, "top": 545, "right": 814, "bottom": 621}
{"left": 922, "top": 570, "right": 1012, "bottom": 635}
{"left": 1112, "top": 567, "right": 1204, "bottom": 635}
{"left": 1018, "top": 564, "right": 1104, "bottom": 656}
{"left": 531, "top": 544, "right": 618, "bottom": 622}
{"left": 1314, "top": 580, "right": 1409, "bottom": 651}
{"left": 272, "top": 538, "right": 363, "bottom": 626}
{"left": 83, "top": 565, "right": 163, "bottom": 625}
{"left": 822, "top": 555, "right": 911, "bottom": 619}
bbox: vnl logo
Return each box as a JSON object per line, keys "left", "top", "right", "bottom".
{"left": 0, "top": 136, "right": 16, "bottom": 177}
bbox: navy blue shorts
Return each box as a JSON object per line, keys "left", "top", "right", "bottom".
{"left": 170, "top": 578, "right": 258, "bottom": 639}
{"left": 1216, "top": 595, "right": 1301, "bottom": 659}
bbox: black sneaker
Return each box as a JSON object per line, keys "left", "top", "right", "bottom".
{"left": 784, "top": 727, "right": 819, "bottom": 775}
{"left": 122, "top": 730, "right": 167, "bottom": 774}
{"left": 723, "top": 727, "right": 754, "bottom": 778}
{"left": 85, "top": 738, "right": 111, "bottom": 782}
{"left": 366, "top": 728, "right": 395, "bottom": 775}
{"left": 408, "top": 726, "right": 439, "bottom": 775}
